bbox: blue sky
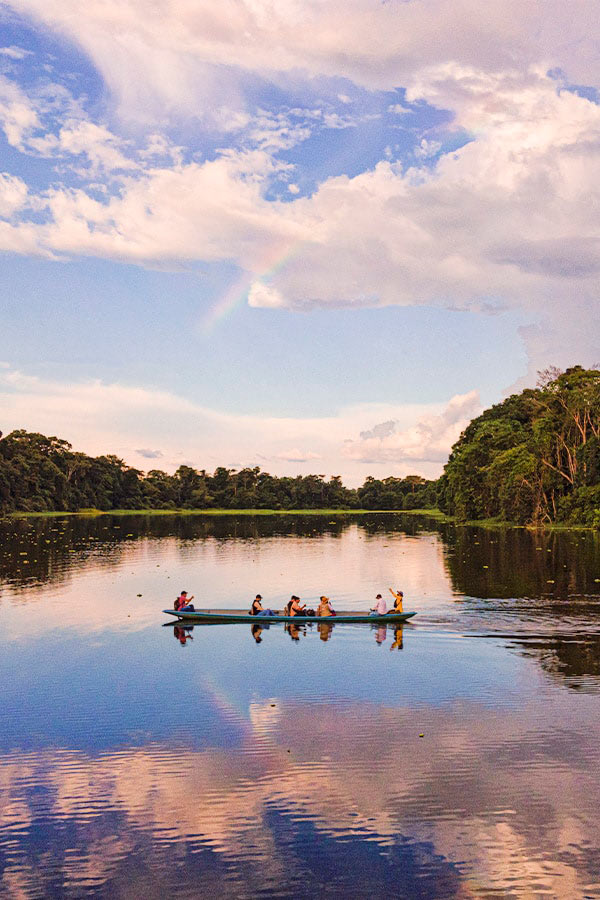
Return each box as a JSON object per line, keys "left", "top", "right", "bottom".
{"left": 0, "top": 1, "right": 599, "bottom": 482}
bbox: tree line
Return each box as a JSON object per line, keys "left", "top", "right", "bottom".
{"left": 438, "top": 366, "right": 600, "bottom": 526}
{"left": 0, "top": 430, "right": 435, "bottom": 513}
{"left": 2, "top": 366, "right": 599, "bottom": 525}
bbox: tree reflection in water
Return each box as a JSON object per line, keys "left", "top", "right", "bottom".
{"left": 3, "top": 513, "right": 600, "bottom": 895}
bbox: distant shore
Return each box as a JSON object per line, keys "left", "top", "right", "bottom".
{"left": 5, "top": 507, "right": 598, "bottom": 530}
{"left": 5, "top": 507, "right": 447, "bottom": 519}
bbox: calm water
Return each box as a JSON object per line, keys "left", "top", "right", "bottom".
{"left": 2, "top": 513, "right": 600, "bottom": 898}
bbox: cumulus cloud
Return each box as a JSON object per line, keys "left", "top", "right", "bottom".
{"left": 1, "top": 1, "right": 600, "bottom": 383}
{"left": 0, "top": 45, "right": 32, "bottom": 60}
{"left": 0, "top": 364, "right": 459, "bottom": 482}
{"left": 135, "top": 448, "right": 163, "bottom": 459}
{"left": 6, "top": 0, "right": 600, "bottom": 121}
{"left": 28, "top": 119, "right": 137, "bottom": 175}
{"left": 344, "top": 391, "right": 482, "bottom": 465}
{"left": 0, "top": 172, "right": 28, "bottom": 216}
{"left": 0, "top": 60, "right": 598, "bottom": 379}
{"left": 359, "top": 420, "right": 396, "bottom": 441}
{"left": 0, "top": 73, "right": 41, "bottom": 148}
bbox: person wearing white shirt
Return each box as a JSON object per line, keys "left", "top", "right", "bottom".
{"left": 369, "top": 594, "right": 387, "bottom": 615}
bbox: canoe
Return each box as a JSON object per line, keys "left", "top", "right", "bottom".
{"left": 163, "top": 608, "right": 417, "bottom": 624}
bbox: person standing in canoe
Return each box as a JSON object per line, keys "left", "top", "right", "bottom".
{"left": 250, "top": 594, "right": 274, "bottom": 617}
{"left": 388, "top": 588, "right": 404, "bottom": 613}
{"left": 175, "top": 590, "right": 195, "bottom": 612}
{"left": 370, "top": 594, "right": 387, "bottom": 616}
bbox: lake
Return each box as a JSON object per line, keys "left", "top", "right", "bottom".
{"left": 1, "top": 513, "right": 600, "bottom": 898}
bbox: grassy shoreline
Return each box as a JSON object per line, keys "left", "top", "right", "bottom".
{"left": 4, "top": 507, "right": 597, "bottom": 530}
{"left": 6, "top": 507, "right": 445, "bottom": 518}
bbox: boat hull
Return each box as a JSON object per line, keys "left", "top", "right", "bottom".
{"left": 163, "top": 608, "right": 417, "bottom": 624}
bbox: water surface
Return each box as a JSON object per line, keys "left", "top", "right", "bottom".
{"left": 1, "top": 514, "right": 600, "bottom": 897}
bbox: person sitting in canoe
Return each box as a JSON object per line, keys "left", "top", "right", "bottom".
{"left": 175, "top": 590, "right": 195, "bottom": 612}
{"left": 369, "top": 594, "right": 387, "bottom": 616}
{"left": 288, "top": 595, "right": 306, "bottom": 616}
{"left": 317, "top": 596, "right": 336, "bottom": 617}
{"left": 250, "top": 594, "right": 274, "bottom": 617}
{"left": 388, "top": 588, "right": 404, "bottom": 613}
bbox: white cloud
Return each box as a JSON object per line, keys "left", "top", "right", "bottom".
{"left": 7, "top": 0, "right": 600, "bottom": 122}
{"left": 244, "top": 109, "right": 312, "bottom": 152}
{"left": 1, "top": 4, "right": 599, "bottom": 380}
{"left": 30, "top": 147, "right": 305, "bottom": 267}
{"left": 359, "top": 420, "right": 396, "bottom": 441}
{"left": 413, "top": 137, "right": 442, "bottom": 159}
{"left": 5, "top": 67, "right": 597, "bottom": 290}
{"left": 0, "top": 45, "right": 32, "bottom": 60}
{"left": 344, "top": 391, "right": 482, "bottom": 465}
{"left": 0, "top": 66, "right": 598, "bottom": 375}
{"left": 0, "top": 364, "right": 461, "bottom": 482}
{"left": 247, "top": 280, "right": 286, "bottom": 308}
{"left": 275, "top": 448, "right": 322, "bottom": 462}
{"left": 0, "top": 172, "right": 28, "bottom": 216}
{"left": 0, "top": 73, "right": 41, "bottom": 147}
{"left": 135, "top": 448, "right": 163, "bottom": 459}
{"left": 28, "top": 119, "right": 137, "bottom": 175}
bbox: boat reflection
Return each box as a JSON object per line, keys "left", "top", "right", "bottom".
{"left": 165, "top": 620, "right": 408, "bottom": 652}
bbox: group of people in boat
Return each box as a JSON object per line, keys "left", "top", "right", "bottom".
{"left": 249, "top": 587, "right": 404, "bottom": 617}
{"left": 175, "top": 587, "right": 404, "bottom": 617}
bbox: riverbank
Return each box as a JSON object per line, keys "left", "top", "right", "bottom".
{"left": 4, "top": 507, "right": 597, "bottom": 530}
{"left": 5, "top": 507, "right": 446, "bottom": 518}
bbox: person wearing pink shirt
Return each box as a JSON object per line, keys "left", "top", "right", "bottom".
{"left": 370, "top": 594, "right": 387, "bottom": 616}
{"left": 175, "top": 590, "right": 195, "bottom": 612}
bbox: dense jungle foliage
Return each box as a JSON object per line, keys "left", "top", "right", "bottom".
{"left": 438, "top": 366, "right": 600, "bottom": 526}
{"left": 2, "top": 366, "right": 599, "bottom": 524}
{"left": 0, "top": 430, "right": 435, "bottom": 512}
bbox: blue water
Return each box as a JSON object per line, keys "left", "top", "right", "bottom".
{"left": 1, "top": 514, "right": 600, "bottom": 897}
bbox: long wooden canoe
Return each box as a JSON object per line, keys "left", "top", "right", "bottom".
{"left": 163, "top": 608, "right": 416, "bottom": 624}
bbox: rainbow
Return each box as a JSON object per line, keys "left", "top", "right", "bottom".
{"left": 199, "top": 240, "right": 308, "bottom": 334}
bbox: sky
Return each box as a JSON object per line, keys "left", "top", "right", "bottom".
{"left": 0, "top": 1, "right": 599, "bottom": 485}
